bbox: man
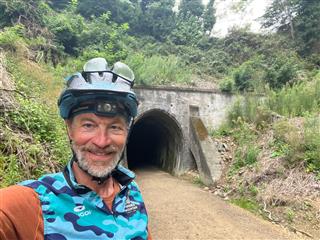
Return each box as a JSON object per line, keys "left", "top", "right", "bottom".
{"left": 0, "top": 58, "right": 151, "bottom": 239}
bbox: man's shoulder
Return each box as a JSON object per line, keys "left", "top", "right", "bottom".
{"left": 20, "top": 171, "right": 65, "bottom": 187}
{"left": 0, "top": 185, "right": 44, "bottom": 239}
{"left": 0, "top": 185, "right": 39, "bottom": 210}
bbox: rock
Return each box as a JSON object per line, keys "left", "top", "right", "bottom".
{"left": 222, "top": 143, "right": 228, "bottom": 151}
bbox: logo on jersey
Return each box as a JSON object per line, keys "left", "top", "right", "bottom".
{"left": 124, "top": 198, "right": 138, "bottom": 213}
{"left": 74, "top": 205, "right": 92, "bottom": 217}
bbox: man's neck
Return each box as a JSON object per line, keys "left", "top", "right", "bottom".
{"left": 72, "top": 162, "right": 115, "bottom": 198}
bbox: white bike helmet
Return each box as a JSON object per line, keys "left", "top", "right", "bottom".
{"left": 58, "top": 57, "right": 138, "bottom": 122}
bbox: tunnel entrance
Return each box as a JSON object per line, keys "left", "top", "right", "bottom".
{"left": 126, "top": 109, "right": 183, "bottom": 174}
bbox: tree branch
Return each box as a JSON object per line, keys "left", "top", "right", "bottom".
{"left": 0, "top": 88, "right": 26, "bottom": 98}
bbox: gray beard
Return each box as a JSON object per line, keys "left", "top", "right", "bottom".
{"left": 72, "top": 143, "right": 123, "bottom": 178}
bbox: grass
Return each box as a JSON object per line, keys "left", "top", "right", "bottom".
{"left": 285, "top": 208, "right": 295, "bottom": 223}
{"left": 192, "top": 176, "right": 206, "bottom": 187}
{"left": 125, "top": 52, "right": 192, "bottom": 86}
{"left": 230, "top": 197, "right": 260, "bottom": 214}
{"left": 221, "top": 72, "right": 320, "bottom": 177}
{"left": 0, "top": 53, "right": 70, "bottom": 187}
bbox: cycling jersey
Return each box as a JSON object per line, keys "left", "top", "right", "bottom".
{"left": 18, "top": 160, "right": 149, "bottom": 240}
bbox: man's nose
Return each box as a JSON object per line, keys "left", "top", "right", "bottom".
{"left": 91, "top": 129, "right": 112, "bottom": 148}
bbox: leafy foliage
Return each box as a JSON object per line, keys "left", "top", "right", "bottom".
{"left": 78, "top": 13, "right": 130, "bottom": 62}
{"left": 262, "top": 0, "right": 320, "bottom": 56}
{"left": 273, "top": 117, "right": 320, "bottom": 175}
{"left": 169, "top": 13, "right": 203, "bottom": 46}
{"left": 179, "top": 0, "right": 204, "bottom": 18}
{"left": 202, "top": 0, "right": 216, "bottom": 34}
{"left": 0, "top": 24, "right": 26, "bottom": 52}
{"left": 0, "top": 0, "right": 45, "bottom": 28}
{"left": 0, "top": 54, "right": 70, "bottom": 187}
{"left": 125, "top": 52, "right": 192, "bottom": 85}
{"left": 0, "top": 0, "right": 319, "bottom": 189}
{"left": 134, "top": 0, "right": 175, "bottom": 41}
{"left": 44, "top": 6, "right": 85, "bottom": 55}
{"left": 222, "top": 72, "right": 320, "bottom": 176}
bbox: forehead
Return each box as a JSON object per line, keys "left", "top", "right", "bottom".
{"left": 71, "top": 112, "right": 127, "bottom": 125}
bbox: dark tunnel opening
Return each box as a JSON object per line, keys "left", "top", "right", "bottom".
{"left": 126, "top": 109, "right": 183, "bottom": 174}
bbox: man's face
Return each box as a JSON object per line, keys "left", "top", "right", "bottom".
{"left": 66, "top": 113, "right": 128, "bottom": 178}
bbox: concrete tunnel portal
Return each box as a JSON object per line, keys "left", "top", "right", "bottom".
{"left": 126, "top": 109, "right": 183, "bottom": 174}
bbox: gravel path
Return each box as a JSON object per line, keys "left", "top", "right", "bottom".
{"left": 135, "top": 168, "right": 304, "bottom": 240}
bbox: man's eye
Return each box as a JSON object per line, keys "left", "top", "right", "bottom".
{"left": 82, "top": 123, "right": 94, "bottom": 129}
{"left": 109, "top": 124, "right": 125, "bottom": 134}
{"left": 110, "top": 125, "right": 122, "bottom": 130}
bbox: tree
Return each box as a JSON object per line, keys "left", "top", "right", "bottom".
{"left": 262, "top": 0, "right": 299, "bottom": 40}
{"left": 132, "top": 0, "right": 175, "bottom": 41}
{"left": 178, "top": 0, "right": 204, "bottom": 19}
{"left": 45, "top": 0, "right": 71, "bottom": 11}
{"left": 202, "top": 0, "right": 216, "bottom": 34}
{"left": 169, "top": 13, "right": 202, "bottom": 46}
{"left": 294, "top": 0, "right": 320, "bottom": 55}
{"left": 262, "top": 0, "right": 320, "bottom": 56}
{"left": 140, "top": 0, "right": 157, "bottom": 13}
{"left": 76, "top": 0, "right": 139, "bottom": 26}
{"left": 0, "top": 0, "right": 46, "bottom": 32}
{"left": 44, "top": 7, "right": 85, "bottom": 55}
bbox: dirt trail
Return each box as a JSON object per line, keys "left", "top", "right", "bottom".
{"left": 135, "top": 168, "right": 305, "bottom": 240}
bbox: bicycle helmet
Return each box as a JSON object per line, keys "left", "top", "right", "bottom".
{"left": 58, "top": 57, "right": 138, "bottom": 122}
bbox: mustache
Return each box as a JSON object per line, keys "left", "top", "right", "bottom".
{"left": 79, "top": 144, "right": 119, "bottom": 154}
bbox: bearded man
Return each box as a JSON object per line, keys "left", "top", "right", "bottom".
{"left": 0, "top": 58, "right": 151, "bottom": 240}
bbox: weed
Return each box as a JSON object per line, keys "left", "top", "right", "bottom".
{"left": 230, "top": 197, "right": 260, "bottom": 214}
{"left": 229, "top": 145, "right": 259, "bottom": 175}
{"left": 125, "top": 53, "right": 192, "bottom": 86}
{"left": 192, "top": 176, "right": 206, "bottom": 187}
{"left": 304, "top": 116, "right": 320, "bottom": 174}
{"left": 285, "top": 208, "right": 295, "bottom": 223}
{"left": 209, "top": 123, "right": 232, "bottom": 137}
{"left": 0, "top": 54, "right": 70, "bottom": 187}
{"left": 249, "top": 185, "right": 259, "bottom": 196}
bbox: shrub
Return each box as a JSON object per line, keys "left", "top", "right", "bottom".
{"left": 125, "top": 52, "right": 192, "bottom": 86}
{"left": 44, "top": 7, "right": 85, "bottom": 55}
{"left": 266, "top": 76, "right": 320, "bottom": 117}
{"left": 232, "top": 56, "right": 266, "bottom": 92}
{"left": 231, "top": 145, "right": 259, "bottom": 173}
{"left": 273, "top": 117, "right": 320, "bottom": 175}
{"left": 264, "top": 52, "right": 302, "bottom": 89}
{"left": 219, "top": 77, "right": 234, "bottom": 92}
{"left": 0, "top": 24, "right": 27, "bottom": 52}
{"left": 0, "top": 54, "right": 70, "bottom": 187}
{"left": 304, "top": 117, "right": 320, "bottom": 175}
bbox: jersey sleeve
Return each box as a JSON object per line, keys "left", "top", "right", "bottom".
{"left": 0, "top": 185, "right": 44, "bottom": 240}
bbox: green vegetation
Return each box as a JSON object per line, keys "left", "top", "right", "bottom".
{"left": 0, "top": 54, "right": 70, "bottom": 187}
{"left": 230, "top": 197, "right": 260, "bottom": 214}
{"left": 220, "top": 73, "right": 320, "bottom": 177}
{"left": 192, "top": 176, "right": 206, "bottom": 188}
{"left": 0, "top": 2, "right": 319, "bottom": 234}
{"left": 0, "top": 0, "right": 319, "bottom": 202}
{"left": 125, "top": 53, "right": 192, "bottom": 85}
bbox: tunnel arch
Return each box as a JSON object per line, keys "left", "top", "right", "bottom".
{"left": 126, "top": 109, "right": 183, "bottom": 174}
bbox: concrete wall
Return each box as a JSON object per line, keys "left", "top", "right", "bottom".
{"left": 130, "top": 86, "right": 236, "bottom": 176}
{"left": 134, "top": 86, "right": 236, "bottom": 131}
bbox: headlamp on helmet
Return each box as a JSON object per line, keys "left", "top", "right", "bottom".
{"left": 70, "top": 100, "right": 129, "bottom": 121}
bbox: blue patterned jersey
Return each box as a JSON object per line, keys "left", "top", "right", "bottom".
{"left": 20, "top": 161, "right": 149, "bottom": 240}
